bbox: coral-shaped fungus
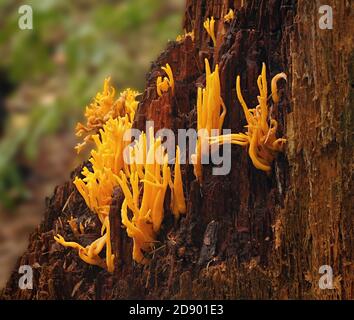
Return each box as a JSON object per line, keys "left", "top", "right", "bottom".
{"left": 204, "top": 16, "right": 216, "bottom": 46}
{"left": 170, "top": 145, "right": 186, "bottom": 220}
{"left": 55, "top": 78, "right": 138, "bottom": 272}
{"left": 156, "top": 64, "right": 174, "bottom": 97}
{"left": 74, "top": 116, "right": 132, "bottom": 220}
{"left": 209, "top": 63, "right": 287, "bottom": 172}
{"left": 191, "top": 58, "right": 227, "bottom": 182}
{"left": 55, "top": 221, "right": 112, "bottom": 270}
{"left": 224, "top": 9, "right": 234, "bottom": 23}
{"left": 55, "top": 115, "right": 133, "bottom": 272}
{"left": 75, "top": 77, "right": 139, "bottom": 153}
{"left": 117, "top": 127, "right": 186, "bottom": 264}
{"left": 56, "top": 74, "right": 186, "bottom": 269}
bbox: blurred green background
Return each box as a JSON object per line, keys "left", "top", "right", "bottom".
{"left": 0, "top": 0, "right": 183, "bottom": 288}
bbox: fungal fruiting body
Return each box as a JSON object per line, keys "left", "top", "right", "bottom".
{"left": 156, "top": 64, "right": 175, "bottom": 97}
{"left": 203, "top": 17, "right": 216, "bottom": 47}
{"left": 117, "top": 127, "right": 171, "bottom": 264}
{"left": 54, "top": 222, "right": 110, "bottom": 270}
{"left": 73, "top": 116, "right": 132, "bottom": 221}
{"left": 209, "top": 63, "right": 287, "bottom": 172}
{"left": 224, "top": 9, "right": 234, "bottom": 23}
{"left": 170, "top": 145, "right": 186, "bottom": 220}
{"left": 55, "top": 72, "right": 187, "bottom": 269}
{"left": 73, "top": 116, "right": 134, "bottom": 271}
{"left": 271, "top": 72, "right": 287, "bottom": 105}
{"left": 55, "top": 116, "right": 133, "bottom": 272}
{"left": 53, "top": 58, "right": 286, "bottom": 273}
{"left": 191, "top": 59, "right": 227, "bottom": 182}
{"left": 176, "top": 30, "right": 195, "bottom": 42}
{"left": 55, "top": 79, "right": 137, "bottom": 273}
{"left": 75, "top": 78, "right": 139, "bottom": 153}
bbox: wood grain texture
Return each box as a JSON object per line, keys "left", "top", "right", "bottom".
{"left": 1, "top": 0, "right": 353, "bottom": 299}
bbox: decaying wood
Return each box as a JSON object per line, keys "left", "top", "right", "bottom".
{"left": 1, "top": 0, "right": 353, "bottom": 300}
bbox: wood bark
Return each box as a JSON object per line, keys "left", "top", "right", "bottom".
{"left": 1, "top": 0, "right": 353, "bottom": 300}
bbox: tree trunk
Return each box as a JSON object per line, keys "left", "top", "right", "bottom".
{"left": 1, "top": 0, "right": 353, "bottom": 300}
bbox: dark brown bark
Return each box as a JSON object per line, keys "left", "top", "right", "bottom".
{"left": 1, "top": 0, "right": 353, "bottom": 300}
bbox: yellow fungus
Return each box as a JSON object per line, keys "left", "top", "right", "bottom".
{"left": 54, "top": 234, "right": 84, "bottom": 251}
{"left": 224, "top": 9, "right": 234, "bottom": 23}
{"left": 210, "top": 64, "right": 287, "bottom": 172}
{"left": 176, "top": 30, "right": 195, "bottom": 42}
{"left": 79, "top": 222, "right": 85, "bottom": 234}
{"left": 209, "top": 133, "right": 250, "bottom": 147}
{"left": 191, "top": 59, "right": 226, "bottom": 182}
{"left": 56, "top": 73, "right": 187, "bottom": 269}
{"left": 156, "top": 64, "right": 174, "bottom": 97}
{"left": 74, "top": 116, "right": 132, "bottom": 222}
{"left": 55, "top": 114, "right": 133, "bottom": 272}
{"left": 203, "top": 16, "right": 216, "bottom": 47}
{"left": 170, "top": 146, "right": 186, "bottom": 220}
{"left": 117, "top": 128, "right": 172, "bottom": 264}
{"left": 78, "top": 248, "right": 106, "bottom": 269}
{"left": 75, "top": 78, "right": 139, "bottom": 153}
{"left": 271, "top": 72, "right": 287, "bottom": 104}
{"left": 104, "top": 216, "right": 115, "bottom": 273}
{"left": 87, "top": 234, "right": 107, "bottom": 258}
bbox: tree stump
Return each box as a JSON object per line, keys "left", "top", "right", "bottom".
{"left": 1, "top": 0, "right": 353, "bottom": 300}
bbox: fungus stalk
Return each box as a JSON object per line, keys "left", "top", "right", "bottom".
{"left": 203, "top": 17, "right": 216, "bottom": 47}
{"left": 224, "top": 9, "right": 234, "bottom": 23}
{"left": 191, "top": 58, "right": 227, "bottom": 183}
{"left": 170, "top": 145, "right": 186, "bottom": 220}
{"left": 156, "top": 63, "right": 175, "bottom": 97}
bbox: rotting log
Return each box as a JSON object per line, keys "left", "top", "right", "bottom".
{"left": 1, "top": 0, "right": 353, "bottom": 300}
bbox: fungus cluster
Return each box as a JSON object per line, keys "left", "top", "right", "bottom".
{"left": 75, "top": 78, "right": 138, "bottom": 153}
{"left": 56, "top": 71, "right": 186, "bottom": 270}
{"left": 209, "top": 63, "right": 287, "bottom": 172}
{"left": 203, "top": 17, "right": 216, "bottom": 47}
{"left": 73, "top": 116, "right": 133, "bottom": 219}
{"left": 117, "top": 127, "right": 186, "bottom": 263}
{"left": 54, "top": 28, "right": 287, "bottom": 273}
{"left": 191, "top": 58, "right": 226, "bottom": 182}
{"left": 55, "top": 114, "right": 134, "bottom": 272}
{"left": 156, "top": 64, "right": 175, "bottom": 97}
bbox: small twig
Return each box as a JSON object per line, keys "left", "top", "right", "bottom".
{"left": 62, "top": 191, "right": 74, "bottom": 213}
{"left": 148, "top": 244, "right": 166, "bottom": 257}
